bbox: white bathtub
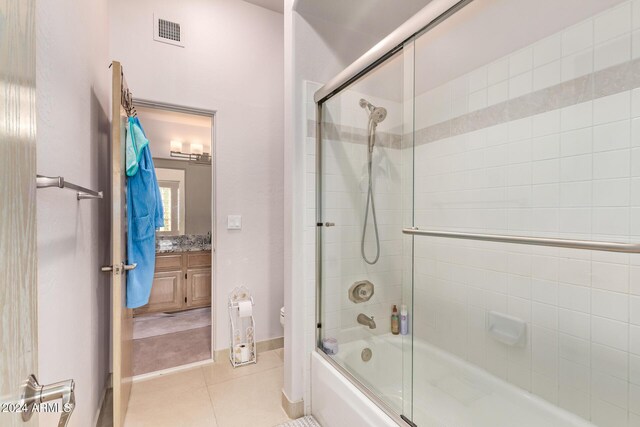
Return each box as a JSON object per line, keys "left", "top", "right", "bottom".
{"left": 313, "top": 332, "right": 596, "bottom": 427}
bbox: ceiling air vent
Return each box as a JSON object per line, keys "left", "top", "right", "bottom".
{"left": 153, "top": 14, "right": 184, "bottom": 47}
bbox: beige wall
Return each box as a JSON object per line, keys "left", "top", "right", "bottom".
{"left": 110, "top": 0, "right": 284, "bottom": 348}
{"left": 154, "top": 158, "right": 212, "bottom": 235}
{"left": 36, "top": 0, "right": 111, "bottom": 425}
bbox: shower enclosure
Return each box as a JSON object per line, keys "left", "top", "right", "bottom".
{"left": 315, "top": 0, "right": 640, "bottom": 426}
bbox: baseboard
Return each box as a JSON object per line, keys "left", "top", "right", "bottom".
{"left": 281, "top": 389, "right": 305, "bottom": 419}
{"left": 93, "top": 374, "right": 112, "bottom": 427}
{"left": 214, "top": 336, "right": 284, "bottom": 361}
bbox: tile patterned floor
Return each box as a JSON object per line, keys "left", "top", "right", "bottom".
{"left": 124, "top": 348, "right": 291, "bottom": 427}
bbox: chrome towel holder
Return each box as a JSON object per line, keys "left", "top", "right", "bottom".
{"left": 36, "top": 175, "right": 103, "bottom": 200}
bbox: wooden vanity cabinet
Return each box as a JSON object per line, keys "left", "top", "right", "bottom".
{"left": 133, "top": 251, "right": 211, "bottom": 316}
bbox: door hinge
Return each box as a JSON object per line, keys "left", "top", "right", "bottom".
{"left": 184, "top": 297, "right": 187, "bottom": 303}
{"left": 185, "top": 273, "right": 187, "bottom": 279}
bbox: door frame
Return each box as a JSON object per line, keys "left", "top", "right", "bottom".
{"left": 132, "top": 98, "right": 217, "bottom": 363}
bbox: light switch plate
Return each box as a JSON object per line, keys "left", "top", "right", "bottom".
{"left": 227, "top": 215, "right": 242, "bottom": 230}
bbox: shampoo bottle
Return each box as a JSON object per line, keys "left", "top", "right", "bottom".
{"left": 391, "top": 305, "right": 400, "bottom": 335}
{"left": 400, "top": 305, "right": 408, "bottom": 335}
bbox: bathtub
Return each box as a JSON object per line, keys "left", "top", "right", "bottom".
{"left": 312, "top": 332, "right": 596, "bottom": 427}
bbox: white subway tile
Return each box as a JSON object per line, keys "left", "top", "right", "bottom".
{"left": 632, "top": 325, "right": 640, "bottom": 355}
{"left": 532, "top": 302, "right": 558, "bottom": 330}
{"left": 532, "top": 159, "right": 559, "bottom": 184}
{"left": 632, "top": 296, "right": 640, "bottom": 326}
{"left": 560, "top": 182, "right": 592, "bottom": 207}
{"left": 468, "top": 89, "right": 488, "bottom": 112}
{"left": 594, "top": 149, "right": 631, "bottom": 179}
{"left": 594, "top": 2, "right": 632, "bottom": 44}
{"left": 559, "top": 208, "right": 591, "bottom": 235}
{"left": 488, "top": 58, "right": 509, "bottom": 85}
{"left": 592, "top": 261, "right": 629, "bottom": 293}
{"left": 532, "top": 134, "right": 560, "bottom": 161}
{"left": 593, "top": 120, "right": 631, "bottom": 152}
{"left": 593, "top": 179, "right": 630, "bottom": 206}
{"left": 558, "top": 283, "right": 590, "bottom": 312}
{"left": 558, "top": 258, "right": 591, "bottom": 286}
{"left": 592, "top": 343, "right": 629, "bottom": 380}
{"left": 560, "top": 128, "right": 592, "bottom": 157}
{"left": 591, "top": 396, "right": 628, "bottom": 427}
{"left": 561, "top": 102, "right": 593, "bottom": 132}
{"left": 468, "top": 66, "right": 488, "bottom": 93}
{"left": 632, "top": 148, "right": 640, "bottom": 177}
{"left": 560, "top": 333, "right": 591, "bottom": 366}
{"left": 532, "top": 255, "right": 559, "bottom": 281}
{"left": 592, "top": 316, "right": 629, "bottom": 351}
{"left": 592, "top": 207, "right": 629, "bottom": 236}
{"left": 532, "top": 278, "right": 558, "bottom": 306}
{"left": 561, "top": 154, "right": 593, "bottom": 182}
{"left": 508, "top": 274, "right": 532, "bottom": 299}
{"left": 532, "top": 327, "right": 558, "bottom": 377}
{"left": 559, "top": 309, "right": 590, "bottom": 339}
{"left": 592, "top": 289, "right": 629, "bottom": 322}
{"left": 559, "top": 386, "right": 590, "bottom": 420}
{"left": 561, "top": 49, "right": 594, "bottom": 82}
{"left": 631, "top": 354, "right": 640, "bottom": 384}
{"left": 634, "top": 0, "right": 640, "bottom": 30}
{"left": 633, "top": 29, "right": 640, "bottom": 59}
{"left": 509, "top": 71, "right": 533, "bottom": 99}
{"left": 563, "top": 20, "right": 594, "bottom": 56}
{"left": 591, "top": 370, "right": 629, "bottom": 409}
{"left": 510, "top": 48, "right": 533, "bottom": 77}
{"left": 559, "top": 357, "right": 590, "bottom": 391}
{"left": 594, "top": 92, "right": 631, "bottom": 126}
{"left": 594, "top": 34, "right": 632, "bottom": 71}
{"left": 533, "top": 60, "right": 562, "bottom": 91}
{"left": 487, "top": 81, "right": 508, "bottom": 106}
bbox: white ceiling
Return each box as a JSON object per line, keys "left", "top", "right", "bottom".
{"left": 241, "top": 0, "right": 284, "bottom": 14}
{"left": 295, "top": 0, "right": 432, "bottom": 40}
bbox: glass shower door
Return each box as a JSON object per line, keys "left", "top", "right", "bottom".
{"left": 410, "top": 0, "right": 640, "bottom": 426}
{"left": 317, "top": 48, "right": 415, "bottom": 422}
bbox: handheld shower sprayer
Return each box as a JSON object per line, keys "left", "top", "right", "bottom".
{"left": 359, "top": 98, "right": 387, "bottom": 265}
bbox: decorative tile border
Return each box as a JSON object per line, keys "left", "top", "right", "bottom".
{"left": 415, "top": 57, "right": 640, "bottom": 147}
{"left": 307, "top": 119, "right": 404, "bottom": 149}
{"left": 310, "top": 57, "right": 640, "bottom": 150}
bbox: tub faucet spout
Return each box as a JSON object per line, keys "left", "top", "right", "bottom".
{"left": 357, "top": 313, "right": 376, "bottom": 329}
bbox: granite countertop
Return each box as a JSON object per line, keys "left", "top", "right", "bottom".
{"left": 156, "top": 234, "right": 212, "bottom": 254}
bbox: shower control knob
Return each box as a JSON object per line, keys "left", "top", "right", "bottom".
{"left": 325, "top": 222, "right": 335, "bottom": 227}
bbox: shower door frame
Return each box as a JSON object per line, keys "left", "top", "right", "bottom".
{"left": 313, "top": 0, "right": 472, "bottom": 425}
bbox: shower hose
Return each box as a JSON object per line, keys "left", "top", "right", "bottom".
{"left": 361, "top": 124, "right": 381, "bottom": 265}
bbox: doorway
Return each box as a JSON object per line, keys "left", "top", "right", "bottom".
{"left": 131, "top": 100, "right": 216, "bottom": 376}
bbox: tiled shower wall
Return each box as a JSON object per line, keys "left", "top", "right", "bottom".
{"left": 412, "top": 1, "right": 640, "bottom": 425}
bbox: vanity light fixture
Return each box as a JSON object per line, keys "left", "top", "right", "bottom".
{"left": 169, "top": 140, "right": 211, "bottom": 165}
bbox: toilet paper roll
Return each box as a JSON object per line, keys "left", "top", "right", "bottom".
{"left": 238, "top": 300, "right": 252, "bottom": 318}
{"left": 235, "top": 343, "right": 250, "bottom": 363}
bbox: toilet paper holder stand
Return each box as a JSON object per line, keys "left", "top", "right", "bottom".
{"left": 228, "top": 286, "right": 257, "bottom": 368}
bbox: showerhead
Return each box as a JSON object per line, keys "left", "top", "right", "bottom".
{"left": 359, "top": 98, "right": 387, "bottom": 124}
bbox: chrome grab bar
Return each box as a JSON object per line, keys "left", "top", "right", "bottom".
{"left": 36, "top": 175, "right": 103, "bottom": 200}
{"left": 402, "top": 228, "right": 640, "bottom": 254}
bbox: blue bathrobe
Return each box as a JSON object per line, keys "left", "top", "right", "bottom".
{"left": 125, "top": 117, "right": 164, "bottom": 308}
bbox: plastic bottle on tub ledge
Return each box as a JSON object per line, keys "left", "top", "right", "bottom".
{"left": 391, "top": 305, "right": 400, "bottom": 335}
{"left": 400, "top": 304, "right": 408, "bottom": 335}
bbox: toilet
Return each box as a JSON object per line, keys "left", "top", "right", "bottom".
{"left": 280, "top": 306, "right": 285, "bottom": 328}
